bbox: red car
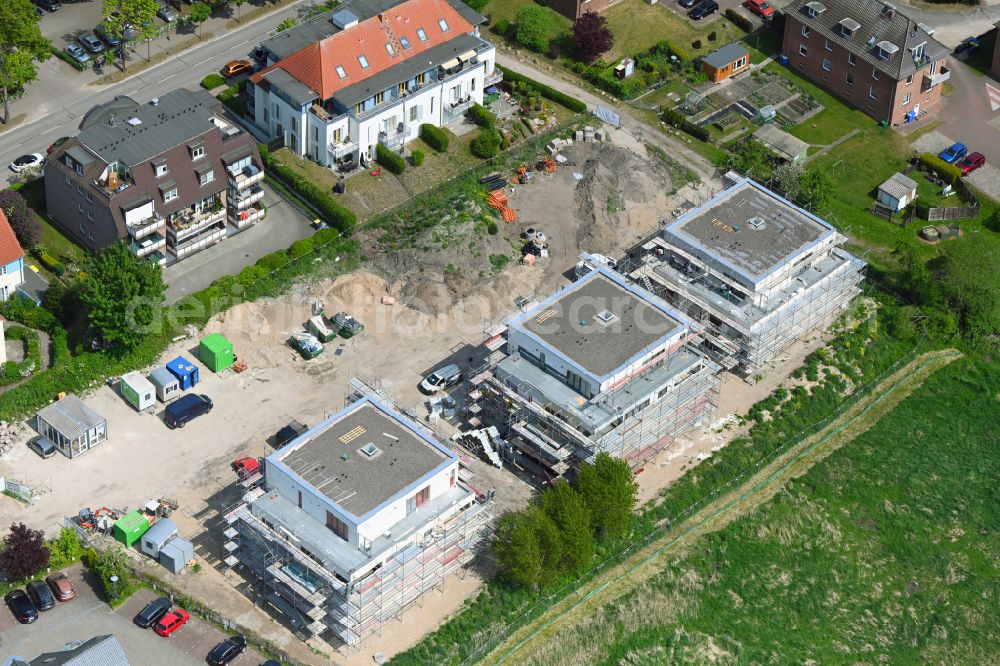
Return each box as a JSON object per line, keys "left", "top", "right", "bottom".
{"left": 745, "top": 0, "right": 774, "bottom": 18}
{"left": 154, "top": 608, "right": 190, "bottom": 637}
{"left": 958, "top": 152, "right": 985, "bottom": 175}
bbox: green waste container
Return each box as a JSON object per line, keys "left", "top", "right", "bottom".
{"left": 199, "top": 333, "right": 235, "bottom": 373}
{"left": 113, "top": 511, "right": 150, "bottom": 548}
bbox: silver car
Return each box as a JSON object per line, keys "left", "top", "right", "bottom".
{"left": 157, "top": 3, "right": 178, "bottom": 22}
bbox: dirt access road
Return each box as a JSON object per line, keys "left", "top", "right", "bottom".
{"left": 481, "top": 348, "right": 963, "bottom": 666}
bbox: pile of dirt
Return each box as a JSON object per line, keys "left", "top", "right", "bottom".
{"left": 574, "top": 142, "right": 672, "bottom": 254}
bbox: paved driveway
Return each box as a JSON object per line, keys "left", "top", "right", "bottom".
{"left": 0, "top": 565, "right": 261, "bottom": 665}
{"left": 164, "top": 182, "right": 317, "bottom": 303}
{"left": 39, "top": 1, "right": 105, "bottom": 49}
{"left": 934, "top": 59, "right": 1000, "bottom": 166}
{"left": 911, "top": 129, "right": 1000, "bottom": 203}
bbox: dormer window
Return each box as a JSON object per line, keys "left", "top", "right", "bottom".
{"left": 335, "top": 65, "right": 347, "bottom": 79}
{"left": 358, "top": 54, "right": 369, "bottom": 69}
{"left": 438, "top": 19, "right": 449, "bottom": 32}
{"left": 911, "top": 43, "right": 925, "bottom": 62}
{"left": 876, "top": 40, "right": 899, "bottom": 61}
{"left": 416, "top": 27, "right": 427, "bottom": 41}
{"left": 191, "top": 146, "right": 205, "bottom": 160}
{"left": 838, "top": 18, "right": 859, "bottom": 38}
{"left": 804, "top": 1, "right": 826, "bottom": 18}
{"left": 154, "top": 162, "right": 168, "bottom": 177}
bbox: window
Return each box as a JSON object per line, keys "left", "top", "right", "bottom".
{"left": 848, "top": 52, "right": 857, "bottom": 66}
{"left": 85, "top": 191, "right": 92, "bottom": 203}
{"left": 822, "top": 58, "right": 831, "bottom": 72}
{"left": 78, "top": 204, "right": 84, "bottom": 213}
{"left": 929, "top": 60, "right": 937, "bottom": 75}
{"left": 734, "top": 56, "right": 747, "bottom": 69}
{"left": 358, "top": 54, "right": 369, "bottom": 69}
{"left": 846, "top": 72, "right": 854, "bottom": 85}
{"left": 912, "top": 44, "right": 925, "bottom": 62}
{"left": 799, "top": 44, "right": 808, "bottom": 57}
{"left": 164, "top": 187, "right": 178, "bottom": 202}
{"left": 902, "top": 92, "right": 911, "bottom": 105}
{"left": 409, "top": 106, "right": 418, "bottom": 122}
{"left": 906, "top": 74, "right": 913, "bottom": 85}
{"left": 430, "top": 97, "right": 435, "bottom": 114}
{"left": 155, "top": 163, "right": 168, "bottom": 177}
{"left": 825, "top": 39, "right": 832, "bottom": 52}
{"left": 869, "top": 86, "right": 877, "bottom": 99}
{"left": 417, "top": 71, "right": 426, "bottom": 85}
{"left": 65, "top": 174, "right": 71, "bottom": 186}
{"left": 385, "top": 42, "right": 395, "bottom": 56}
{"left": 335, "top": 65, "right": 347, "bottom": 79}
{"left": 77, "top": 184, "right": 84, "bottom": 195}
{"left": 263, "top": 107, "right": 268, "bottom": 122}
{"left": 333, "top": 127, "right": 342, "bottom": 144}
{"left": 75, "top": 164, "right": 83, "bottom": 176}
{"left": 438, "top": 18, "right": 449, "bottom": 32}
{"left": 872, "top": 67, "right": 879, "bottom": 80}
{"left": 290, "top": 117, "right": 297, "bottom": 132}
{"left": 297, "top": 490, "right": 302, "bottom": 508}
{"left": 326, "top": 511, "right": 348, "bottom": 540}
{"left": 192, "top": 146, "right": 205, "bottom": 160}
{"left": 374, "top": 91, "right": 385, "bottom": 105}
{"left": 801, "top": 25, "right": 811, "bottom": 38}
{"left": 471, "top": 78, "right": 476, "bottom": 92}
{"left": 355, "top": 102, "right": 363, "bottom": 115}
{"left": 399, "top": 36, "right": 410, "bottom": 49}
{"left": 199, "top": 170, "right": 214, "bottom": 185}
{"left": 87, "top": 210, "right": 93, "bottom": 221}
{"left": 416, "top": 27, "right": 427, "bottom": 41}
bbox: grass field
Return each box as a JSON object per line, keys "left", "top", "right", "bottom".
{"left": 496, "top": 354, "right": 1000, "bottom": 665}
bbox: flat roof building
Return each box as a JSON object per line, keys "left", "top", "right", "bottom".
{"left": 634, "top": 179, "right": 865, "bottom": 375}
{"left": 223, "top": 394, "right": 490, "bottom": 647}
{"left": 471, "top": 267, "right": 719, "bottom": 480}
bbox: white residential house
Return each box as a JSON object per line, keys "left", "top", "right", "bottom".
{"left": 248, "top": 0, "right": 499, "bottom": 169}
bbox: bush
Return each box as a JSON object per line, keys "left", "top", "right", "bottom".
{"left": 50, "top": 46, "right": 87, "bottom": 72}
{"left": 487, "top": 222, "right": 499, "bottom": 235}
{"left": 376, "top": 143, "right": 406, "bottom": 174}
{"left": 919, "top": 153, "right": 962, "bottom": 185}
{"left": 725, "top": 8, "right": 754, "bottom": 33}
{"left": 200, "top": 73, "right": 225, "bottom": 90}
{"left": 471, "top": 128, "right": 503, "bottom": 159}
{"left": 514, "top": 6, "right": 551, "bottom": 53}
{"left": 692, "top": 39, "right": 702, "bottom": 50}
{"left": 420, "top": 124, "right": 450, "bottom": 152}
{"left": 498, "top": 66, "right": 587, "bottom": 112}
{"left": 258, "top": 145, "right": 357, "bottom": 231}
{"left": 410, "top": 150, "right": 425, "bottom": 167}
{"left": 467, "top": 103, "right": 496, "bottom": 129}
{"left": 464, "top": 0, "right": 488, "bottom": 10}
{"left": 662, "top": 108, "right": 710, "bottom": 141}
{"left": 493, "top": 19, "right": 510, "bottom": 37}
{"left": 708, "top": 31, "right": 718, "bottom": 42}
{"left": 40, "top": 253, "right": 66, "bottom": 276}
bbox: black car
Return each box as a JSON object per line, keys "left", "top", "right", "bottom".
{"left": 96, "top": 24, "right": 122, "bottom": 47}
{"left": 164, "top": 393, "right": 213, "bottom": 429}
{"left": 954, "top": 37, "right": 981, "bottom": 55}
{"left": 26, "top": 580, "right": 55, "bottom": 611}
{"left": 5, "top": 589, "right": 38, "bottom": 624}
{"left": 679, "top": 0, "right": 699, "bottom": 7}
{"left": 35, "top": 0, "right": 61, "bottom": 11}
{"left": 134, "top": 596, "right": 172, "bottom": 628}
{"left": 689, "top": 0, "right": 719, "bottom": 19}
{"left": 274, "top": 420, "right": 307, "bottom": 449}
{"left": 207, "top": 635, "right": 247, "bottom": 665}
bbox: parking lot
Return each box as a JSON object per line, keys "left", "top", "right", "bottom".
{"left": 0, "top": 565, "right": 262, "bottom": 665}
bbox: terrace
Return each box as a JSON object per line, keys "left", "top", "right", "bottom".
{"left": 228, "top": 163, "right": 265, "bottom": 191}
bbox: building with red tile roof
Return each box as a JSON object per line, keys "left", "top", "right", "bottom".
{"left": 248, "top": 0, "right": 499, "bottom": 169}
{"left": 0, "top": 208, "right": 26, "bottom": 302}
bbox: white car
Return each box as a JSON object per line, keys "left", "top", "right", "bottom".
{"left": 10, "top": 153, "right": 44, "bottom": 173}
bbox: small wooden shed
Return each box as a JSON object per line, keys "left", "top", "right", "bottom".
{"left": 701, "top": 44, "right": 750, "bottom": 83}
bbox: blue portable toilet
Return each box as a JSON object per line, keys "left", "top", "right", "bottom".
{"left": 165, "top": 356, "right": 199, "bottom": 391}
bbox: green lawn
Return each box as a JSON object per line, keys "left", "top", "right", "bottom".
{"left": 601, "top": 0, "right": 745, "bottom": 61}
{"left": 11, "top": 180, "right": 82, "bottom": 263}
{"left": 765, "top": 63, "right": 875, "bottom": 144}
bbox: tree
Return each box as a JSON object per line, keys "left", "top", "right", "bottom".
{"left": 82, "top": 241, "right": 166, "bottom": 349}
{"left": 795, "top": 167, "right": 833, "bottom": 210}
{"left": 470, "top": 128, "right": 502, "bottom": 158}
{"left": 90, "top": 544, "right": 131, "bottom": 600}
{"left": 574, "top": 453, "right": 638, "bottom": 538}
{"left": 103, "top": 0, "right": 159, "bottom": 67}
{"left": 0, "top": 1, "right": 51, "bottom": 125}
{"left": 233, "top": 0, "right": 247, "bottom": 21}
{"left": 571, "top": 11, "right": 613, "bottom": 64}
{"left": 515, "top": 6, "right": 551, "bottom": 53}
{"left": 772, "top": 162, "right": 804, "bottom": 202}
{"left": 493, "top": 506, "right": 564, "bottom": 589}
{"left": 934, "top": 239, "right": 1000, "bottom": 339}
{"left": 0, "top": 189, "right": 40, "bottom": 247}
{"left": 189, "top": 2, "right": 212, "bottom": 38}
{"left": 50, "top": 527, "right": 82, "bottom": 564}
{"left": 730, "top": 139, "right": 774, "bottom": 183}
{"left": 540, "top": 480, "right": 593, "bottom": 573}
{"left": 0, "top": 522, "right": 50, "bottom": 581}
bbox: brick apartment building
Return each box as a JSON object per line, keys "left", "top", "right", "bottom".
{"left": 782, "top": 0, "right": 951, "bottom": 126}
{"left": 44, "top": 89, "right": 264, "bottom": 265}
{"left": 992, "top": 21, "right": 1000, "bottom": 80}
{"left": 543, "top": 0, "right": 623, "bottom": 21}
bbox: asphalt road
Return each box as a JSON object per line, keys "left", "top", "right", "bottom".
{"left": 0, "top": 0, "right": 311, "bottom": 173}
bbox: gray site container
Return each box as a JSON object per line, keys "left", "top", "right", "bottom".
{"left": 140, "top": 518, "right": 177, "bottom": 558}
{"left": 159, "top": 537, "right": 194, "bottom": 574}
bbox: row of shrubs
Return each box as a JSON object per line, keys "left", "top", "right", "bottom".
{"left": 725, "top": 8, "right": 755, "bottom": 33}
{"left": 496, "top": 66, "right": 587, "bottom": 113}
{"left": 471, "top": 128, "right": 502, "bottom": 158}
{"left": 568, "top": 40, "right": 693, "bottom": 100}
{"left": 662, "top": 108, "right": 710, "bottom": 142}
{"left": 50, "top": 46, "right": 87, "bottom": 72}
{"left": 39, "top": 252, "right": 66, "bottom": 276}
{"left": 918, "top": 152, "right": 962, "bottom": 186}
{"left": 200, "top": 73, "right": 226, "bottom": 90}
{"left": 375, "top": 143, "right": 406, "bottom": 174}
{"left": 258, "top": 145, "right": 356, "bottom": 231}
{"left": 419, "top": 124, "right": 450, "bottom": 152}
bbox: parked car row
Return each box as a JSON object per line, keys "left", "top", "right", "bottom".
{"left": 680, "top": 0, "right": 719, "bottom": 20}
{"left": 4, "top": 572, "right": 76, "bottom": 624}
{"left": 937, "top": 142, "right": 987, "bottom": 176}
{"left": 134, "top": 597, "right": 249, "bottom": 664}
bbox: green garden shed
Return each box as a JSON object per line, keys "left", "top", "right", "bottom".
{"left": 113, "top": 511, "right": 150, "bottom": 548}
{"left": 199, "top": 333, "right": 235, "bottom": 373}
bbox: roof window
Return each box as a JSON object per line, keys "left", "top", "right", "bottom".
{"left": 359, "top": 442, "right": 381, "bottom": 459}
{"left": 416, "top": 27, "right": 427, "bottom": 41}
{"left": 438, "top": 19, "right": 449, "bottom": 32}
{"left": 595, "top": 309, "right": 617, "bottom": 325}
{"left": 385, "top": 42, "right": 395, "bottom": 56}
{"left": 335, "top": 65, "right": 347, "bottom": 79}
{"left": 358, "top": 54, "right": 369, "bottom": 69}
{"left": 399, "top": 36, "right": 410, "bottom": 49}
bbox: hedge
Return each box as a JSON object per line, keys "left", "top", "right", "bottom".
{"left": 40, "top": 253, "right": 66, "bottom": 276}
{"left": 919, "top": 152, "right": 962, "bottom": 186}
{"left": 662, "top": 108, "right": 710, "bottom": 142}
{"left": 420, "top": 124, "right": 450, "bottom": 152}
{"left": 496, "top": 65, "right": 587, "bottom": 113}
{"left": 200, "top": 74, "right": 226, "bottom": 90}
{"left": 410, "top": 150, "right": 425, "bottom": 166}
{"left": 258, "top": 145, "right": 357, "bottom": 231}
{"left": 51, "top": 46, "right": 87, "bottom": 72}
{"left": 375, "top": 143, "right": 406, "bottom": 174}
{"left": 725, "top": 8, "right": 754, "bottom": 33}
{"left": 467, "top": 104, "right": 496, "bottom": 129}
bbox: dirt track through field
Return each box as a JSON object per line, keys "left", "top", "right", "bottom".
{"left": 482, "top": 348, "right": 963, "bottom": 665}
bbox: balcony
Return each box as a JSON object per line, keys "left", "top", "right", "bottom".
{"left": 331, "top": 140, "right": 357, "bottom": 159}
{"left": 444, "top": 97, "right": 474, "bottom": 121}
{"left": 232, "top": 185, "right": 264, "bottom": 209}
{"left": 378, "top": 129, "right": 405, "bottom": 150}
{"left": 922, "top": 65, "right": 950, "bottom": 91}
{"left": 169, "top": 222, "right": 226, "bottom": 259}
{"left": 168, "top": 206, "right": 227, "bottom": 242}
{"left": 229, "top": 202, "right": 266, "bottom": 229}
{"left": 126, "top": 213, "right": 165, "bottom": 241}
{"left": 93, "top": 171, "right": 133, "bottom": 198}
{"left": 144, "top": 250, "right": 166, "bottom": 267}
{"left": 310, "top": 104, "right": 348, "bottom": 126}
{"left": 128, "top": 232, "right": 166, "bottom": 258}
{"left": 228, "top": 163, "right": 264, "bottom": 191}
{"left": 485, "top": 70, "right": 503, "bottom": 87}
